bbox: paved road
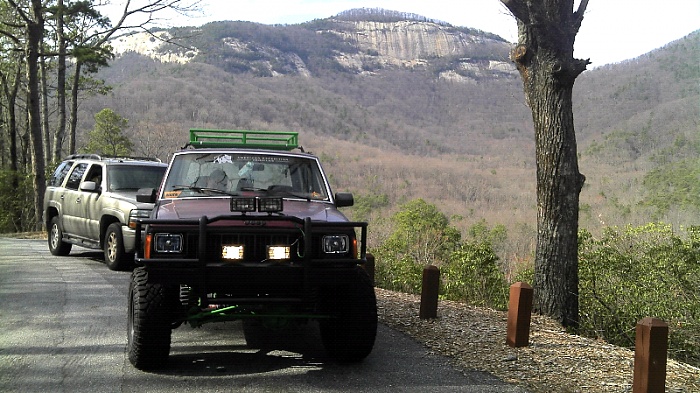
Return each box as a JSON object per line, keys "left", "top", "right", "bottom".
{"left": 0, "top": 237, "right": 526, "bottom": 392}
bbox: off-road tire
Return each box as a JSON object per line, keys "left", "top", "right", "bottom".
{"left": 127, "top": 267, "right": 175, "bottom": 370}
{"left": 319, "top": 267, "right": 377, "bottom": 362}
{"left": 48, "top": 216, "right": 72, "bottom": 256}
{"left": 104, "top": 223, "right": 132, "bottom": 271}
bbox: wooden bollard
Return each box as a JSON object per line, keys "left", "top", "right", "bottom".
{"left": 633, "top": 317, "right": 668, "bottom": 393}
{"left": 506, "top": 281, "right": 533, "bottom": 347}
{"left": 419, "top": 265, "right": 440, "bottom": 319}
{"left": 364, "top": 253, "right": 375, "bottom": 286}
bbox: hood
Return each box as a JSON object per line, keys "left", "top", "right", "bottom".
{"left": 105, "top": 190, "right": 155, "bottom": 210}
{"left": 106, "top": 190, "right": 138, "bottom": 202}
{"left": 154, "top": 197, "right": 349, "bottom": 222}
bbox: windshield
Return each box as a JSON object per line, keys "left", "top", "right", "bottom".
{"left": 161, "top": 152, "right": 330, "bottom": 201}
{"left": 107, "top": 165, "right": 166, "bottom": 191}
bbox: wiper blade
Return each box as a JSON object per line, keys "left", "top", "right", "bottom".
{"left": 172, "top": 185, "right": 239, "bottom": 196}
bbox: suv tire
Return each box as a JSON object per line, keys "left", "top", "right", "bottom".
{"left": 127, "top": 267, "right": 175, "bottom": 370}
{"left": 48, "top": 216, "right": 72, "bottom": 256}
{"left": 319, "top": 267, "right": 377, "bottom": 362}
{"left": 104, "top": 223, "right": 132, "bottom": 271}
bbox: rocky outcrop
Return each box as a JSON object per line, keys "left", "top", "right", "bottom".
{"left": 109, "top": 18, "right": 517, "bottom": 80}
{"left": 112, "top": 31, "right": 197, "bottom": 63}
{"left": 325, "top": 19, "right": 516, "bottom": 78}
{"left": 330, "top": 20, "right": 504, "bottom": 60}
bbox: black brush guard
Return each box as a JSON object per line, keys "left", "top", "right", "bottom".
{"left": 134, "top": 215, "right": 368, "bottom": 311}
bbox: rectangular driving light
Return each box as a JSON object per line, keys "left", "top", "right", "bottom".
{"left": 267, "top": 246, "right": 290, "bottom": 260}
{"left": 230, "top": 197, "right": 257, "bottom": 212}
{"left": 154, "top": 233, "right": 183, "bottom": 253}
{"left": 258, "top": 197, "right": 283, "bottom": 213}
{"left": 222, "top": 245, "right": 244, "bottom": 260}
{"left": 322, "top": 235, "right": 349, "bottom": 254}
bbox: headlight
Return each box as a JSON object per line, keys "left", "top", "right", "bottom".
{"left": 267, "top": 246, "right": 290, "bottom": 260}
{"left": 128, "top": 209, "right": 151, "bottom": 229}
{"left": 154, "top": 233, "right": 183, "bottom": 253}
{"left": 322, "top": 235, "right": 349, "bottom": 254}
{"left": 222, "top": 245, "right": 244, "bottom": 260}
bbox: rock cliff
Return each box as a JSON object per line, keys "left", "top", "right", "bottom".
{"left": 111, "top": 15, "right": 517, "bottom": 81}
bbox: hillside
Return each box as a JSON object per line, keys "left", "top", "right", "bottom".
{"left": 81, "top": 9, "right": 700, "bottom": 263}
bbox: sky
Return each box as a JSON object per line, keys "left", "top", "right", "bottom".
{"left": 106, "top": 0, "right": 700, "bottom": 67}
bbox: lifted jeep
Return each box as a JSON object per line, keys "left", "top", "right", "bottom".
{"left": 127, "top": 130, "right": 377, "bottom": 370}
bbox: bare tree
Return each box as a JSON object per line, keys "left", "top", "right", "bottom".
{"left": 500, "top": 0, "right": 590, "bottom": 327}
{"left": 65, "top": 0, "right": 201, "bottom": 155}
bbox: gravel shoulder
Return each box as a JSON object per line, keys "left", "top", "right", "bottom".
{"left": 376, "top": 288, "right": 700, "bottom": 393}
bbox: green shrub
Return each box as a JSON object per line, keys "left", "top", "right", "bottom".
{"left": 373, "top": 199, "right": 460, "bottom": 294}
{"left": 579, "top": 224, "right": 700, "bottom": 366}
{"left": 373, "top": 198, "right": 509, "bottom": 308}
{"left": 442, "top": 242, "right": 508, "bottom": 309}
{"left": 0, "top": 170, "right": 35, "bottom": 232}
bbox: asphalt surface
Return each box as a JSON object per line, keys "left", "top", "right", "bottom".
{"left": 0, "top": 237, "right": 527, "bottom": 392}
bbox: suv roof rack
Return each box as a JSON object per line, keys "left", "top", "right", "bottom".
{"left": 188, "top": 129, "right": 299, "bottom": 151}
{"left": 65, "top": 153, "right": 102, "bottom": 160}
{"left": 64, "top": 154, "right": 162, "bottom": 163}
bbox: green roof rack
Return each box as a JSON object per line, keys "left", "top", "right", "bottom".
{"left": 189, "top": 129, "right": 299, "bottom": 150}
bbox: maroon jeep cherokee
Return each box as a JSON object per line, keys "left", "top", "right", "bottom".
{"left": 127, "top": 130, "right": 376, "bottom": 370}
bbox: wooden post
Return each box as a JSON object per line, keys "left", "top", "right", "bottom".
{"left": 419, "top": 265, "right": 439, "bottom": 319}
{"left": 506, "top": 281, "right": 533, "bottom": 347}
{"left": 633, "top": 317, "right": 668, "bottom": 393}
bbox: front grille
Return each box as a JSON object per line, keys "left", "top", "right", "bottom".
{"left": 184, "top": 231, "right": 303, "bottom": 263}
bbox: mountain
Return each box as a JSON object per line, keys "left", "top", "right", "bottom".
{"left": 84, "top": 9, "right": 700, "bottom": 261}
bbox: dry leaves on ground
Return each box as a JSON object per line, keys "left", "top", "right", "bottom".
{"left": 375, "top": 288, "right": 700, "bottom": 393}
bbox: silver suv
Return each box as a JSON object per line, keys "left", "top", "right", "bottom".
{"left": 43, "top": 154, "right": 167, "bottom": 270}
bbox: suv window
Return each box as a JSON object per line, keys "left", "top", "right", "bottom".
{"left": 107, "top": 165, "right": 166, "bottom": 191}
{"left": 85, "top": 164, "right": 103, "bottom": 185}
{"left": 65, "top": 163, "right": 88, "bottom": 190}
{"left": 49, "top": 160, "right": 74, "bottom": 187}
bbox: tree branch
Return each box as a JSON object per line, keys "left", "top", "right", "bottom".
{"left": 572, "top": 0, "right": 589, "bottom": 32}
{"left": 501, "top": 0, "right": 532, "bottom": 24}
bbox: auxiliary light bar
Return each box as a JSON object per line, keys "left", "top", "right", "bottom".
{"left": 230, "top": 197, "right": 283, "bottom": 213}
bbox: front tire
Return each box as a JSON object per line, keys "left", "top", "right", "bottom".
{"left": 319, "top": 267, "right": 378, "bottom": 362}
{"left": 104, "top": 223, "right": 132, "bottom": 270}
{"left": 127, "top": 267, "right": 174, "bottom": 370}
{"left": 48, "top": 216, "right": 72, "bottom": 256}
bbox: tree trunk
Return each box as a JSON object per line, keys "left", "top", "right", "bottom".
{"left": 53, "top": 0, "right": 67, "bottom": 164}
{"left": 501, "top": 0, "right": 590, "bottom": 328}
{"left": 40, "top": 51, "right": 50, "bottom": 166}
{"left": 68, "top": 61, "right": 81, "bottom": 155}
{"left": 27, "top": 0, "right": 46, "bottom": 230}
{"left": 1, "top": 64, "right": 22, "bottom": 173}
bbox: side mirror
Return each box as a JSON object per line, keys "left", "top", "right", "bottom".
{"left": 136, "top": 188, "right": 156, "bottom": 203}
{"left": 335, "top": 192, "right": 354, "bottom": 208}
{"left": 79, "top": 181, "right": 98, "bottom": 192}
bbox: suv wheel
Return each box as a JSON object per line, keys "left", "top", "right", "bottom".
{"left": 48, "top": 216, "right": 72, "bottom": 256}
{"left": 127, "top": 267, "right": 175, "bottom": 370}
{"left": 104, "top": 223, "right": 132, "bottom": 270}
{"left": 319, "top": 267, "right": 378, "bottom": 362}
